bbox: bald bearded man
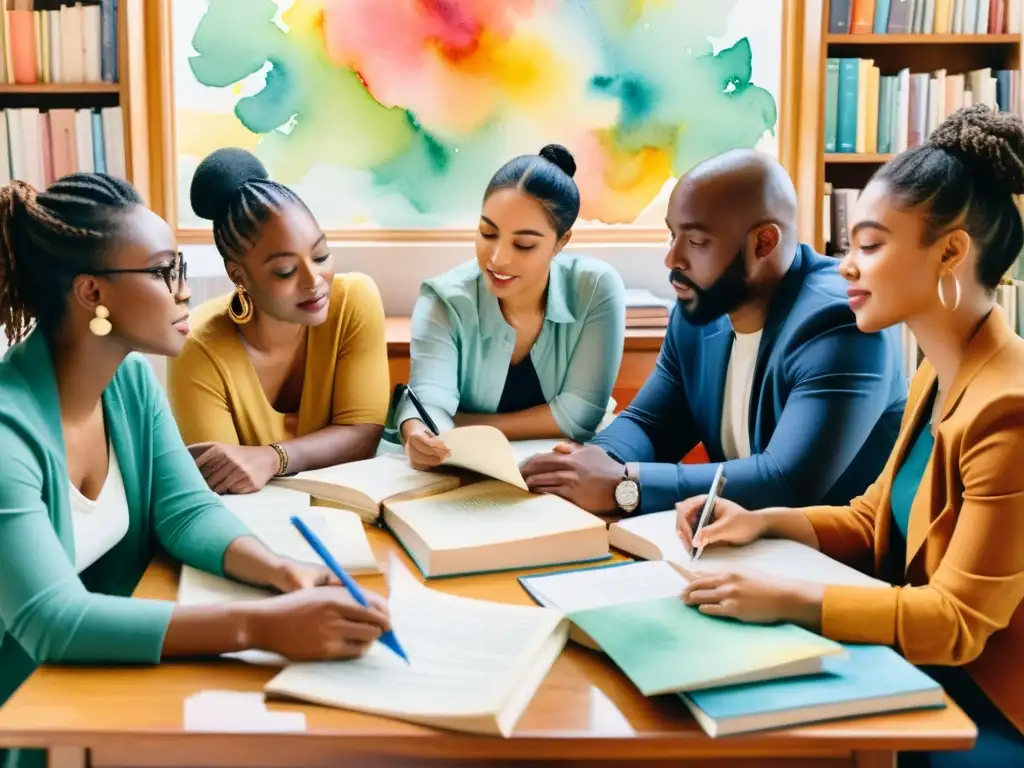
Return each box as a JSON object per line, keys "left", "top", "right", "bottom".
{"left": 520, "top": 149, "right": 907, "bottom": 514}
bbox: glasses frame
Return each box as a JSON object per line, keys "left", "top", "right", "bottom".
{"left": 89, "top": 252, "right": 188, "bottom": 294}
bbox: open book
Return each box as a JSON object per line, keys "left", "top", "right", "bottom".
{"left": 520, "top": 561, "right": 843, "bottom": 695}
{"left": 274, "top": 453, "right": 462, "bottom": 524}
{"left": 382, "top": 480, "right": 609, "bottom": 578}
{"left": 264, "top": 556, "right": 569, "bottom": 737}
{"left": 609, "top": 511, "right": 889, "bottom": 588}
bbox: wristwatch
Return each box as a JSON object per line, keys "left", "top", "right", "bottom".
{"left": 614, "top": 463, "right": 640, "bottom": 514}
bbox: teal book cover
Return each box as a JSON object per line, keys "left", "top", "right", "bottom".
{"left": 682, "top": 644, "right": 944, "bottom": 736}
{"left": 824, "top": 59, "right": 840, "bottom": 153}
{"left": 568, "top": 597, "right": 843, "bottom": 697}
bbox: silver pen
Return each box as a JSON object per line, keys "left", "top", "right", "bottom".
{"left": 690, "top": 464, "right": 727, "bottom": 561}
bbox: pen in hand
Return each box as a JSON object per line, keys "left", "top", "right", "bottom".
{"left": 399, "top": 384, "right": 440, "bottom": 436}
{"left": 690, "top": 464, "right": 727, "bottom": 562}
{"left": 289, "top": 515, "right": 410, "bottom": 664}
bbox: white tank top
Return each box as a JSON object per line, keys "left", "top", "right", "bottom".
{"left": 69, "top": 445, "right": 130, "bottom": 573}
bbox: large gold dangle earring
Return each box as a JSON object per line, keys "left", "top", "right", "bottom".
{"left": 937, "top": 273, "right": 962, "bottom": 312}
{"left": 89, "top": 305, "right": 112, "bottom": 336}
{"left": 228, "top": 284, "right": 253, "bottom": 324}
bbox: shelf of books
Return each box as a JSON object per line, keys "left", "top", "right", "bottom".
{"left": 0, "top": 1, "right": 125, "bottom": 187}
{"left": 819, "top": 1, "right": 1024, "bottom": 378}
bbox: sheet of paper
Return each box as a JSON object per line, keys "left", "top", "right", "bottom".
{"left": 280, "top": 453, "right": 455, "bottom": 505}
{"left": 522, "top": 561, "right": 688, "bottom": 613}
{"left": 240, "top": 506, "right": 377, "bottom": 573}
{"left": 439, "top": 425, "right": 528, "bottom": 489}
{"left": 265, "top": 556, "right": 565, "bottom": 719}
{"left": 220, "top": 485, "right": 311, "bottom": 518}
{"left": 389, "top": 481, "right": 601, "bottom": 550}
{"left": 613, "top": 511, "right": 888, "bottom": 588}
{"left": 509, "top": 439, "right": 564, "bottom": 464}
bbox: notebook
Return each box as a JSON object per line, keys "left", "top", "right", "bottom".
{"left": 682, "top": 644, "right": 945, "bottom": 737}
{"left": 609, "top": 510, "right": 889, "bottom": 588}
{"left": 264, "top": 556, "right": 569, "bottom": 737}
{"left": 274, "top": 453, "right": 462, "bottom": 524}
{"left": 522, "top": 561, "right": 843, "bottom": 695}
{"left": 381, "top": 480, "right": 610, "bottom": 578}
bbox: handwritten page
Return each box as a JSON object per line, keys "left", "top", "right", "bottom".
{"left": 439, "top": 425, "right": 528, "bottom": 489}
{"left": 278, "top": 453, "right": 458, "bottom": 508}
{"left": 521, "top": 561, "right": 688, "bottom": 613}
{"left": 388, "top": 481, "right": 602, "bottom": 550}
{"left": 610, "top": 511, "right": 888, "bottom": 588}
{"left": 264, "top": 556, "right": 566, "bottom": 734}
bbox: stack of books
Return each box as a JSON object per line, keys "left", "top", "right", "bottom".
{"left": 624, "top": 288, "right": 674, "bottom": 329}
{"left": 825, "top": 62, "right": 1017, "bottom": 155}
{"left": 1, "top": 1, "right": 118, "bottom": 85}
{"left": 829, "top": 0, "right": 1021, "bottom": 35}
{"left": 0, "top": 106, "right": 125, "bottom": 186}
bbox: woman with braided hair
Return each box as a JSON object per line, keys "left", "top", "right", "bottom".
{"left": 167, "top": 148, "right": 389, "bottom": 495}
{"left": 0, "top": 174, "right": 390, "bottom": 766}
{"left": 673, "top": 105, "right": 1024, "bottom": 764}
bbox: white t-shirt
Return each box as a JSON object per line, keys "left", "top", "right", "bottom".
{"left": 720, "top": 330, "right": 763, "bottom": 461}
{"left": 69, "top": 445, "right": 130, "bottom": 573}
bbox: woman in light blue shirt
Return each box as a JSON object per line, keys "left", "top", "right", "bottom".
{"left": 397, "top": 144, "right": 626, "bottom": 469}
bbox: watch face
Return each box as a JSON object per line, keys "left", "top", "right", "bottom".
{"left": 615, "top": 480, "right": 639, "bottom": 508}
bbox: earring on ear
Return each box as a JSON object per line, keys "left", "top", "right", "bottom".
{"left": 228, "top": 284, "right": 253, "bottom": 324}
{"left": 89, "top": 305, "right": 112, "bottom": 336}
{"left": 937, "top": 272, "right": 962, "bottom": 312}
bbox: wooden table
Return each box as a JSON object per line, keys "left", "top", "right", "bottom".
{"left": 0, "top": 530, "right": 976, "bottom": 768}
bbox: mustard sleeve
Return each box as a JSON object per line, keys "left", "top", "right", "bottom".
{"left": 166, "top": 340, "right": 241, "bottom": 446}
{"left": 331, "top": 274, "right": 390, "bottom": 426}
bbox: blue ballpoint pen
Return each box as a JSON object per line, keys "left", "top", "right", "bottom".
{"left": 289, "top": 515, "right": 410, "bottom": 664}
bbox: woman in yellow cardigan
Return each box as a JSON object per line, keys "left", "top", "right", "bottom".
{"left": 167, "top": 149, "right": 390, "bottom": 494}
{"left": 676, "top": 106, "right": 1024, "bottom": 765}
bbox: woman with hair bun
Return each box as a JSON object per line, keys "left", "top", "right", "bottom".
{"left": 395, "top": 144, "right": 627, "bottom": 469}
{"left": 676, "top": 106, "right": 1024, "bottom": 764}
{"left": 167, "top": 148, "right": 390, "bottom": 494}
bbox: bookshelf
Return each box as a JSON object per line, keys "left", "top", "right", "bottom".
{"left": 807, "top": 0, "right": 1024, "bottom": 255}
{"left": 0, "top": 0, "right": 152, "bottom": 203}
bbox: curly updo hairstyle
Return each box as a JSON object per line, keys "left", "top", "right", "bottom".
{"left": 873, "top": 104, "right": 1024, "bottom": 290}
{"left": 484, "top": 144, "right": 581, "bottom": 238}
{"left": 190, "top": 147, "right": 310, "bottom": 260}
{"left": 0, "top": 174, "right": 143, "bottom": 345}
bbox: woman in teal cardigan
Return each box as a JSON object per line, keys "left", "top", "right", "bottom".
{"left": 0, "top": 175, "right": 390, "bottom": 758}
{"left": 397, "top": 145, "right": 626, "bottom": 468}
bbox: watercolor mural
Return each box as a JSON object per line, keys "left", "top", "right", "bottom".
{"left": 172, "top": 0, "right": 783, "bottom": 232}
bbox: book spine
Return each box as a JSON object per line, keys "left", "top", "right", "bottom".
{"left": 836, "top": 58, "right": 860, "bottom": 152}
{"left": 100, "top": 0, "right": 117, "bottom": 83}
{"left": 888, "top": 0, "right": 914, "bottom": 33}
{"left": 851, "top": 0, "right": 877, "bottom": 33}
{"left": 874, "top": 0, "right": 894, "bottom": 31}
{"left": 825, "top": 58, "right": 840, "bottom": 152}
{"left": 830, "top": 0, "right": 854, "bottom": 32}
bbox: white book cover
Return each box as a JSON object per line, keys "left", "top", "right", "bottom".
{"left": 0, "top": 113, "right": 10, "bottom": 184}
{"left": 73, "top": 109, "right": 93, "bottom": 173}
{"left": 976, "top": 0, "right": 990, "bottom": 33}
{"left": 82, "top": 4, "right": 101, "bottom": 83}
{"left": 100, "top": 106, "right": 125, "bottom": 179}
{"left": 18, "top": 109, "right": 44, "bottom": 190}
{"left": 896, "top": 69, "right": 911, "bottom": 154}
{"left": 60, "top": 3, "right": 84, "bottom": 83}
{"left": 47, "top": 11, "right": 60, "bottom": 83}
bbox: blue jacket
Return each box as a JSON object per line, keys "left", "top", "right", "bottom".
{"left": 591, "top": 244, "right": 907, "bottom": 512}
{"left": 395, "top": 254, "right": 626, "bottom": 442}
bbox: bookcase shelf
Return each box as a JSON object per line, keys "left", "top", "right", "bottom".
{"left": 825, "top": 152, "right": 894, "bottom": 163}
{"left": 0, "top": 84, "right": 120, "bottom": 95}
{"left": 826, "top": 33, "right": 1021, "bottom": 44}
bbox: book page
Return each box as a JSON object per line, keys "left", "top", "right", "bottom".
{"left": 220, "top": 485, "right": 311, "bottom": 518}
{"left": 439, "top": 425, "right": 528, "bottom": 489}
{"left": 279, "top": 453, "right": 457, "bottom": 506}
{"left": 265, "top": 556, "right": 565, "bottom": 721}
{"left": 521, "top": 561, "right": 687, "bottom": 613}
{"left": 387, "top": 481, "right": 602, "bottom": 550}
{"left": 509, "top": 439, "right": 564, "bottom": 464}
{"left": 611, "top": 511, "right": 888, "bottom": 588}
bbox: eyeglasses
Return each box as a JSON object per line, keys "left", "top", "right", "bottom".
{"left": 89, "top": 252, "right": 188, "bottom": 294}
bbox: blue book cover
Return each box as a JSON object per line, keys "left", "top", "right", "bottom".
{"left": 101, "top": 0, "right": 119, "bottom": 83}
{"left": 824, "top": 59, "right": 840, "bottom": 153}
{"left": 91, "top": 111, "right": 106, "bottom": 174}
{"left": 997, "top": 70, "right": 1012, "bottom": 113}
{"left": 682, "top": 644, "right": 944, "bottom": 737}
{"left": 873, "top": 0, "right": 893, "bottom": 33}
{"left": 836, "top": 59, "right": 860, "bottom": 153}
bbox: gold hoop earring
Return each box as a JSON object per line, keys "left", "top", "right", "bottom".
{"left": 937, "top": 273, "right": 961, "bottom": 312}
{"left": 228, "top": 285, "right": 253, "bottom": 324}
{"left": 89, "top": 305, "right": 112, "bottom": 337}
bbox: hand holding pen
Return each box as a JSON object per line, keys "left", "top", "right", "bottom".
{"left": 395, "top": 384, "right": 450, "bottom": 470}
{"left": 675, "top": 475, "right": 771, "bottom": 556}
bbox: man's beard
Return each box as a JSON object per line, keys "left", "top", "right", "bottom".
{"left": 670, "top": 249, "right": 750, "bottom": 326}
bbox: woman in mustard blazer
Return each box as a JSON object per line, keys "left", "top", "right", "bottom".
{"left": 675, "top": 106, "right": 1024, "bottom": 765}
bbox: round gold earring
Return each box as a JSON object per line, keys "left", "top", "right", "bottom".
{"left": 89, "top": 305, "right": 112, "bottom": 336}
{"left": 937, "top": 273, "right": 962, "bottom": 312}
{"left": 228, "top": 284, "right": 253, "bottom": 324}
